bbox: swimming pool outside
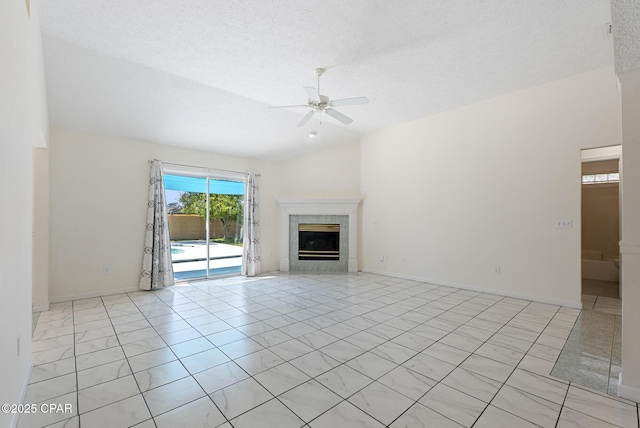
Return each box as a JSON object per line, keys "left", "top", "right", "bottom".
{"left": 171, "top": 241, "right": 242, "bottom": 280}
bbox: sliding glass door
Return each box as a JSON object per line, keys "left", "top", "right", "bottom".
{"left": 206, "top": 179, "right": 244, "bottom": 277}
{"left": 164, "top": 173, "right": 245, "bottom": 281}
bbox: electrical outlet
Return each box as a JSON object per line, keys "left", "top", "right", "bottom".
{"left": 401, "top": 256, "right": 406, "bottom": 263}
{"left": 379, "top": 254, "right": 384, "bottom": 262}
{"left": 494, "top": 266, "right": 501, "bottom": 275}
{"left": 103, "top": 266, "right": 111, "bottom": 275}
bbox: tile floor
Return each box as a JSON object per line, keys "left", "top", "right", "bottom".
{"left": 582, "top": 278, "right": 619, "bottom": 299}
{"left": 550, "top": 294, "right": 623, "bottom": 397}
{"left": 552, "top": 309, "right": 622, "bottom": 396}
{"left": 21, "top": 273, "right": 639, "bottom": 428}
{"left": 582, "top": 293, "right": 622, "bottom": 315}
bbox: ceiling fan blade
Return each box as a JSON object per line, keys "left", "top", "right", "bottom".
{"left": 303, "top": 86, "right": 321, "bottom": 103}
{"left": 329, "top": 97, "right": 369, "bottom": 107}
{"left": 296, "top": 110, "right": 315, "bottom": 127}
{"left": 269, "top": 104, "right": 308, "bottom": 109}
{"left": 325, "top": 108, "right": 353, "bottom": 125}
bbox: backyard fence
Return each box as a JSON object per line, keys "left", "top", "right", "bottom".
{"left": 167, "top": 214, "right": 242, "bottom": 241}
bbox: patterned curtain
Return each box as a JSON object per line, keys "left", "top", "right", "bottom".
{"left": 242, "top": 172, "right": 261, "bottom": 277}
{"left": 139, "top": 160, "right": 174, "bottom": 290}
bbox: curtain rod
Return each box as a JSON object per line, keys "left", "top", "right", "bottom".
{"left": 148, "top": 159, "right": 260, "bottom": 176}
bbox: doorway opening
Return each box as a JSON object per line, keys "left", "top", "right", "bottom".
{"left": 164, "top": 173, "right": 245, "bottom": 281}
{"left": 580, "top": 145, "right": 621, "bottom": 303}
{"left": 550, "top": 145, "right": 623, "bottom": 397}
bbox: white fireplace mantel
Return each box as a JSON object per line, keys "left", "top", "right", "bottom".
{"left": 278, "top": 198, "right": 361, "bottom": 272}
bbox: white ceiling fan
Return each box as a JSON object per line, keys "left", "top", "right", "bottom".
{"left": 271, "top": 68, "right": 369, "bottom": 127}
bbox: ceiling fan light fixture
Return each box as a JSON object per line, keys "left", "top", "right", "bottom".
{"left": 271, "top": 68, "right": 369, "bottom": 127}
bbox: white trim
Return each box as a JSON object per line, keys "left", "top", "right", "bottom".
{"left": 580, "top": 145, "right": 621, "bottom": 162}
{"left": 278, "top": 198, "right": 362, "bottom": 205}
{"left": 261, "top": 264, "right": 279, "bottom": 274}
{"left": 162, "top": 165, "right": 246, "bottom": 181}
{"left": 362, "top": 268, "right": 582, "bottom": 309}
{"left": 32, "top": 304, "right": 49, "bottom": 313}
{"left": 174, "top": 272, "right": 240, "bottom": 284}
{"left": 49, "top": 286, "right": 140, "bottom": 303}
{"left": 278, "top": 198, "right": 361, "bottom": 273}
{"left": 11, "top": 355, "right": 33, "bottom": 428}
{"left": 618, "top": 374, "right": 640, "bottom": 402}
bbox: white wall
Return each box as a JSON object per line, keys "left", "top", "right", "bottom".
{"left": 0, "top": 0, "right": 43, "bottom": 425}
{"left": 33, "top": 148, "right": 49, "bottom": 310}
{"left": 278, "top": 140, "right": 361, "bottom": 198}
{"left": 48, "top": 128, "right": 280, "bottom": 301}
{"left": 618, "top": 70, "right": 640, "bottom": 401}
{"left": 360, "top": 67, "right": 622, "bottom": 306}
{"left": 277, "top": 140, "right": 363, "bottom": 271}
{"left": 29, "top": 0, "right": 49, "bottom": 148}
{"left": 30, "top": 0, "right": 51, "bottom": 312}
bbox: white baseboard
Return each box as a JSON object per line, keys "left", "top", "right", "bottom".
{"left": 47, "top": 268, "right": 285, "bottom": 303}
{"left": 32, "top": 304, "right": 50, "bottom": 313}
{"left": 618, "top": 375, "right": 640, "bottom": 402}
{"left": 11, "top": 355, "right": 33, "bottom": 428}
{"left": 259, "top": 265, "right": 279, "bottom": 275}
{"left": 362, "top": 268, "right": 582, "bottom": 309}
{"left": 49, "top": 286, "right": 140, "bottom": 303}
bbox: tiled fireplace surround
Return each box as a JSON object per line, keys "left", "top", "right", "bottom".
{"left": 278, "top": 199, "right": 360, "bottom": 273}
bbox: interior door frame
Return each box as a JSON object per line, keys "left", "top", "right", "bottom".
{"left": 580, "top": 145, "right": 622, "bottom": 297}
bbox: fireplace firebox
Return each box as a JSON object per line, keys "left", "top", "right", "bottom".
{"left": 298, "top": 224, "right": 339, "bottom": 260}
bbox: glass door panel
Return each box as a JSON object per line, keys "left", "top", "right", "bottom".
{"left": 164, "top": 174, "right": 209, "bottom": 281}
{"left": 207, "top": 178, "right": 244, "bottom": 277}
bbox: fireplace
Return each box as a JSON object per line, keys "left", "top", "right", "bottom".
{"left": 278, "top": 198, "right": 361, "bottom": 272}
{"left": 298, "top": 224, "right": 339, "bottom": 260}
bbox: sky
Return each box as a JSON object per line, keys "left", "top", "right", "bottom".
{"left": 166, "top": 190, "right": 183, "bottom": 204}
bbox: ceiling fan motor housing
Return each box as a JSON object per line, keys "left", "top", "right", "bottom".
{"left": 311, "top": 95, "right": 330, "bottom": 110}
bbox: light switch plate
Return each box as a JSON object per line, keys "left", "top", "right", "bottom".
{"left": 555, "top": 219, "right": 572, "bottom": 229}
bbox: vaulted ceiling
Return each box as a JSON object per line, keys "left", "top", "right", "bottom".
{"left": 38, "top": 0, "right": 614, "bottom": 161}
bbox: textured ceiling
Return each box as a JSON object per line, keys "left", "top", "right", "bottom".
{"left": 38, "top": 0, "right": 614, "bottom": 161}
{"left": 611, "top": 0, "right": 640, "bottom": 74}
